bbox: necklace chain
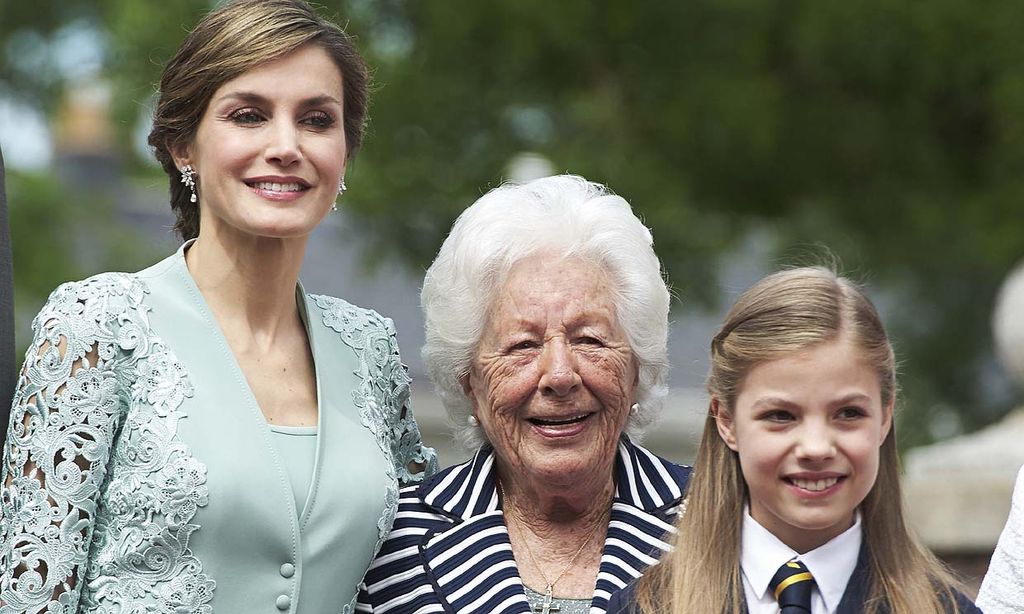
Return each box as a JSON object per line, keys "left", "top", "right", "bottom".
{"left": 497, "top": 481, "right": 604, "bottom": 596}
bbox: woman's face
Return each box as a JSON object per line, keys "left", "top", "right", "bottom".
{"left": 176, "top": 43, "right": 347, "bottom": 241}
{"left": 716, "top": 337, "right": 892, "bottom": 553}
{"left": 466, "top": 255, "right": 638, "bottom": 492}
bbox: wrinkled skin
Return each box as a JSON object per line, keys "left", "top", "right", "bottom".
{"left": 465, "top": 255, "right": 638, "bottom": 516}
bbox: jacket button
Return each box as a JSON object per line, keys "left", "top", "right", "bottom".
{"left": 276, "top": 595, "right": 291, "bottom": 611}
{"left": 280, "top": 563, "right": 295, "bottom": 578}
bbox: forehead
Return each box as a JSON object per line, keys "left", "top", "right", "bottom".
{"left": 490, "top": 254, "right": 617, "bottom": 321}
{"left": 738, "top": 338, "right": 881, "bottom": 401}
{"left": 212, "top": 43, "right": 343, "bottom": 100}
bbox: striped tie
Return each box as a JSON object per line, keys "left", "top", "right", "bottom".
{"left": 768, "top": 559, "right": 815, "bottom": 613}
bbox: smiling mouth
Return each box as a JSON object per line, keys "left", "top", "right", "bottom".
{"left": 528, "top": 413, "right": 593, "bottom": 426}
{"left": 246, "top": 181, "right": 308, "bottom": 193}
{"left": 786, "top": 476, "right": 844, "bottom": 492}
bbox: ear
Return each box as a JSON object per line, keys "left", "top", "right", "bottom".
{"left": 169, "top": 140, "right": 193, "bottom": 172}
{"left": 712, "top": 397, "right": 739, "bottom": 452}
{"left": 879, "top": 398, "right": 894, "bottom": 444}
{"left": 460, "top": 371, "right": 481, "bottom": 410}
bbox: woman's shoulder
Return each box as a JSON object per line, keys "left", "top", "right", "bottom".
{"left": 306, "top": 293, "right": 398, "bottom": 337}
{"left": 618, "top": 438, "right": 693, "bottom": 507}
{"left": 948, "top": 589, "right": 984, "bottom": 614}
{"left": 33, "top": 270, "right": 148, "bottom": 329}
{"left": 36, "top": 248, "right": 188, "bottom": 323}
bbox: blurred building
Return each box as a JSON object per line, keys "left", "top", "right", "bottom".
{"left": 901, "top": 261, "right": 1024, "bottom": 595}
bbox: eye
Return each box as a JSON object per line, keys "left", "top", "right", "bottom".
{"left": 227, "top": 107, "right": 266, "bottom": 125}
{"left": 759, "top": 410, "right": 795, "bottom": 423}
{"left": 575, "top": 335, "right": 603, "bottom": 346}
{"left": 302, "top": 111, "right": 336, "bottom": 130}
{"left": 837, "top": 406, "right": 866, "bottom": 420}
{"left": 507, "top": 339, "right": 538, "bottom": 352}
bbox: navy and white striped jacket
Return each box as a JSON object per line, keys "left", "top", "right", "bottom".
{"left": 357, "top": 438, "right": 691, "bottom": 614}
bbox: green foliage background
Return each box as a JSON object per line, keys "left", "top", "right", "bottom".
{"left": 2, "top": 0, "right": 1023, "bottom": 448}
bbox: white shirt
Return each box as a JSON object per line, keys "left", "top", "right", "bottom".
{"left": 977, "top": 464, "right": 1024, "bottom": 614}
{"left": 740, "top": 508, "right": 863, "bottom": 614}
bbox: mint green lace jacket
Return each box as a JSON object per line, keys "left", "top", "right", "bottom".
{"left": 0, "top": 245, "right": 438, "bottom": 614}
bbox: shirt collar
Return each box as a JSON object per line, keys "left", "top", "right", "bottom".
{"left": 740, "top": 507, "right": 863, "bottom": 613}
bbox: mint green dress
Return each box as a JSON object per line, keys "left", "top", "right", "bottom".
{"left": 0, "top": 243, "right": 438, "bottom": 614}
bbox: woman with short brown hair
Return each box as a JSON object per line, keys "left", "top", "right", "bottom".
{"left": 0, "top": 2, "right": 435, "bottom": 612}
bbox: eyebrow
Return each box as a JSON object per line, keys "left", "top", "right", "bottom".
{"left": 749, "top": 396, "right": 798, "bottom": 411}
{"left": 749, "top": 392, "right": 874, "bottom": 410}
{"left": 215, "top": 91, "right": 342, "bottom": 107}
{"left": 831, "top": 392, "right": 874, "bottom": 406}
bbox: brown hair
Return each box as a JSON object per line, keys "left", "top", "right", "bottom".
{"left": 147, "top": 0, "right": 370, "bottom": 240}
{"left": 636, "top": 266, "right": 964, "bottom": 614}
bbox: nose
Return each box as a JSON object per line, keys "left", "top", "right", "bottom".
{"left": 264, "top": 120, "right": 301, "bottom": 167}
{"left": 538, "top": 338, "right": 581, "bottom": 397}
{"left": 795, "top": 419, "right": 836, "bottom": 461}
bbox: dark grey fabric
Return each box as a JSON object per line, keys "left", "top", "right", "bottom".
{"left": 0, "top": 146, "right": 14, "bottom": 443}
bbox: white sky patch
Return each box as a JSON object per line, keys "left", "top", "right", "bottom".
{"left": 0, "top": 99, "right": 52, "bottom": 170}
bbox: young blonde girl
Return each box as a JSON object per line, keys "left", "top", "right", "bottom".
{"left": 612, "top": 267, "right": 979, "bottom": 614}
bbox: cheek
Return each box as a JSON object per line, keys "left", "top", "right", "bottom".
{"left": 733, "top": 431, "right": 783, "bottom": 480}
{"left": 847, "top": 436, "right": 882, "bottom": 476}
{"left": 309, "top": 141, "right": 348, "bottom": 175}
{"left": 580, "top": 349, "right": 636, "bottom": 405}
{"left": 474, "top": 358, "right": 537, "bottom": 415}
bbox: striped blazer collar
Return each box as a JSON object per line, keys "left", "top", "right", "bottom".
{"left": 418, "top": 436, "right": 687, "bottom": 520}
{"left": 414, "top": 438, "right": 691, "bottom": 614}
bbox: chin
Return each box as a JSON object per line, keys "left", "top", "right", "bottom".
{"left": 529, "top": 455, "right": 592, "bottom": 483}
{"left": 246, "top": 219, "right": 321, "bottom": 239}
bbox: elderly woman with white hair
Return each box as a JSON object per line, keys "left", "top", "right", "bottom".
{"left": 356, "top": 175, "right": 692, "bottom": 614}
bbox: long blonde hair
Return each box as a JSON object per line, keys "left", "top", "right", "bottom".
{"left": 636, "top": 267, "right": 964, "bottom": 614}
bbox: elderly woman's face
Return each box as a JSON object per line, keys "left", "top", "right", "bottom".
{"left": 466, "top": 255, "right": 638, "bottom": 488}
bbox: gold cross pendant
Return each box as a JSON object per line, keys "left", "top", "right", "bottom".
{"left": 533, "top": 585, "right": 560, "bottom": 614}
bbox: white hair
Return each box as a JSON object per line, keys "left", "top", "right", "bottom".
{"left": 421, "top": 174, "right": 672, "bottom": 451}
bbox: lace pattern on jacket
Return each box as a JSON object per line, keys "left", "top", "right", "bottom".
{"left": 0, "top": 273, "right": 214, "bottom": 614}
{"left": 314, "top": 294, "right": 438, "bottom": 549}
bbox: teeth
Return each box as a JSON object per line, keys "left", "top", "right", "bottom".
{"left": 790, "top": 477, "right": 839, "bottom": 492}
{"left": 533, "top": 414, "right": 589, "bottom": 426}
{"left": 252, "top": 182, "right": 304, "bottom": 192}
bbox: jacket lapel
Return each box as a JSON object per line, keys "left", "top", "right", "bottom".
{"left": 592, "top": 439, "right": 691, "bottom": 611}
{"left": 417, "top": 448, "right": 531, "bottom": 614}
{"left": 415, "top": 440, "right": 690, "bottom": 614}
{"left": 836, "top": 543, "right": 878, "bottom": 614}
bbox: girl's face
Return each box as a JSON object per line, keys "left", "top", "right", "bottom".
{"left": 716, "top": 337, "right": 892, "bottom": 553}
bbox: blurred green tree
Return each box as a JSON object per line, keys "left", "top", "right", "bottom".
{"left": 3, "top": 0, "right": 1023, "bottom": 447}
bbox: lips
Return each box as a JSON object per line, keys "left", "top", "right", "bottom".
{"left": 784, "top": 474, "right": 846, "bottom": 494}
{"left": 528, "top": 413, "right": 593, "bottom": 427}
{"left": 788, "top": 476, "right": 841, "bottom": 491}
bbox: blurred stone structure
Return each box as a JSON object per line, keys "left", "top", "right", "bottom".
{"left": 54, "top": 81, "right": 120, "bottom": 189}
{"left": 904, "top": 259, "right": 1024, "bottom": 594}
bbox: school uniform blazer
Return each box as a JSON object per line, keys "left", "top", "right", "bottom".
{"left": 604, "top": 543, "right": 983, "bottom": 614}
{"left": 356, "top": 438, "right": 692, "bottom": 614}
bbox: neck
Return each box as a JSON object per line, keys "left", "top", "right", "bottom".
{"left": 185, "top": 231, "right": 308, "bottom": 338}
{"left": 498, "top": 462, "right": 614, "bottom": 546}
{"left": 499, "top": 466, "right": 612, "bottom": 599}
